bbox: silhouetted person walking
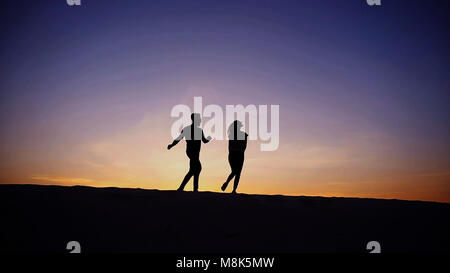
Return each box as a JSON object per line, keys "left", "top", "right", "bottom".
{"left": 221, "top": 120, "right": 248, "bottom": 194}
{"left": 168, "top": 113, "right": 211, "bottom": 192}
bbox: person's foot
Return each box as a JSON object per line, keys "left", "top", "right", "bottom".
{"left": 221, "top": 182, "right": 228, "bottom": 191}
{"left": 193, "top": 189, "right": 199, "bottom": 192}
{"left": 176, "top": 187, "right": 184, "bottom": 192}
{"left": 231, "top": 190, "right": 237, "bottom": 194}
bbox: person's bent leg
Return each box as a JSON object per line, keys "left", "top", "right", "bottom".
{"left": 225, "top": 153, "right": 239, "bottom": 192}
{"left": 232, "top": 171, "right": 241, "bottom": 193}
{"left": 193, "top": 174, "right": 199, "bottom": 192}
{"left": 178, "top": 172, "right": 193, "bottom": 191}
{"left": 232, "top": 155, "right": 244, "bottom": 193}
{"left": 179, "top": 153, "right": 196, "bottom": 191}
{"left": 222, "top": 172, "right": 235, "bottom": 191}
{"left": 192, "top": 160, "right": 202, "bottom": 192}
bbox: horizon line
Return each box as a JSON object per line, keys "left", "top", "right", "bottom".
{"left": 1, "top": 183, "right": 449, "bottom": 205}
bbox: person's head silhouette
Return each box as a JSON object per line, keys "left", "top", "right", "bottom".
{"left": 191, "top": 113, "right": 201, "bottom": 126}
{"left": 228, "top": 120, "right": 243, "bottom": 139}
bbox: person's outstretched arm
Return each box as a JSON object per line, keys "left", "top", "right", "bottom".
{"left": 202, "top": 130, "right": 212, "bottom": 143}
{"left": 168, "top": 130, "right": 184, "bottom": 150}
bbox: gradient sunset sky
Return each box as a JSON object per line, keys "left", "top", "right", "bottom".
{"left": 1, "top": 0, "right": 449, "bottom": 202}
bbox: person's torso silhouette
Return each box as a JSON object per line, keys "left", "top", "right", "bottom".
{"left": 181, "top": 124, "right": 207, "bottom": 158}
{"left": 228, "top": 130, "right": 248, "bottom": 154}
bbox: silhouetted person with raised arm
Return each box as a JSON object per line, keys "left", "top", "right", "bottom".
{"left": 221, "top": 120, "right": 248, "bottom": 194}
{"left": 168, "top": 113, "right": 212, "bottom": 192}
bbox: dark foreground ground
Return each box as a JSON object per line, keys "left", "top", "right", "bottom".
{"left": 0, "top": 184, "right": 449, "bottom": 253}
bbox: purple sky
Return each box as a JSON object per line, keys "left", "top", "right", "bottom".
{"left": 1, "top": 0, "right": 449, "bottom": 202}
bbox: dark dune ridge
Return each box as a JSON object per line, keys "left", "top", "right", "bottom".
{"left": 0, "top": 184, "right": 449, "bottom": 253}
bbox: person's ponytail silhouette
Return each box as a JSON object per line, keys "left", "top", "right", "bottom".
{"left": 168, "top": 113, "right": 211, "bottom": 192}
{"left": 221, "top": 120, "right": 248, "bottom": 194}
